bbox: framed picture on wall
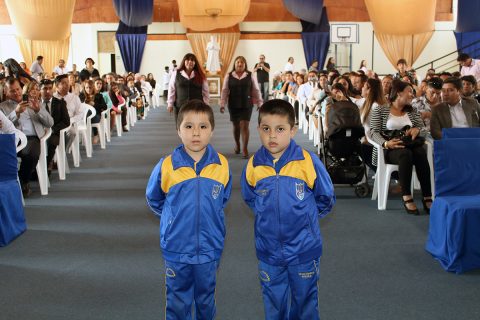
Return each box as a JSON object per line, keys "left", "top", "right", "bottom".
{"left": 207, "top": 77, "right": 221, "bottom": 97}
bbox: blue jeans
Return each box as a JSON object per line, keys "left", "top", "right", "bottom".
{"left": 164, "top": 260, "right": 218, "bottom": 320}
{"left": 258, "top": 258, "right": 321, "bottom": 320}
{"left": 259, "top": 81, "right": 269, "bottom": 102}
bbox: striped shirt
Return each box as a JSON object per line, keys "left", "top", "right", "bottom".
{"left": 369, "top": 104, "right": 425, "bottom": 165}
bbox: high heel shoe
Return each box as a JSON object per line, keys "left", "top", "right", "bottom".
{"left": 403, "top": 198, "right": 420, "bottom": 215}
{"left": 422, "top": 198, "right": 433, "bottom": 214}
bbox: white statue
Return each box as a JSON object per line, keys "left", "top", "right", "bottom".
{"left": 206, "top": 35, "right": 221, "bottom": 74}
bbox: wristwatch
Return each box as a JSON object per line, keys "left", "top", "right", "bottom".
{"left": 383, "top": 141, "right": 388, "bottom": 149}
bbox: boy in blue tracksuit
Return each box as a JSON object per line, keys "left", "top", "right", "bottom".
{"left": 241, "top": 99, "right": 335, "bottom": 320}
{"left": 146, "top": 100, "right": 232, "bottom": 320}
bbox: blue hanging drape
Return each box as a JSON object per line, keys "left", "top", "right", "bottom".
{"left": 300, "top": 7, "right": 330, "bottom": 69}
{"left": 283, "top": 0, "right": 324, "bottom": 25}
{"left": 455, "top": 0, "right": 480, "bottom": 33}
{"left": 113, "top": 0, "right": 153, "bottom": 27}
{"left": 116, "top": 21, "right": 147, "bottom": 73}
{"left": 454, "top": 32, "right": 480, "bottom": 59}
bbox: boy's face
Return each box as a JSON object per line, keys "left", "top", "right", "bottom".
{"left": 178, "top": 111, "right": 213, "bottom": 161}
{"left": 258, "top": 114, "right": 297, "bottom": 159}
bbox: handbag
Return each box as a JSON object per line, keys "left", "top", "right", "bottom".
{"left": 381, "top": 125, "right": 425, "bottom": 148}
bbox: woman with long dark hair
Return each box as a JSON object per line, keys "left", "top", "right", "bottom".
{"left": 108, "top": 82, "right": 127, "bottom": 132}
{"left": 4, "top": 58, "right": 35, "bottom": 87}
{"left": 167, "top": 53, "right": 209, "bottom": 123}
{"left": 370, "top": 80, "right": 431, "bottom": 215}
{"left": 360, "top": 78, "right": 386, "bottom": 170}
{"left": 220, "top": 56, "right": 263, "bottom": 158}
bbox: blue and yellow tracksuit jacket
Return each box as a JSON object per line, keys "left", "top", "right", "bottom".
{"left": 146, "top": 144, "right": 232, "bottom": 264}
{"left": 241, "top": 140, "right": 335, "bottom": 266}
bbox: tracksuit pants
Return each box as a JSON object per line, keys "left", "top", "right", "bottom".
{"left": 164, "top": 260, "right": 218, "bottom": 320}
{"left": 258, "top": 258, "right": 321, "bottom": 320}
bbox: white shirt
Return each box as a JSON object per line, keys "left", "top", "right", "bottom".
{"left": 53, "top": 66, "right": 69, "bottom": 75}
{"left": 449, "top": 100, "right": 469, "bottom": 128}
{"left": 284, "top": 62, "right": 294, "bottom": 72}
{"left": 461, "top": 59, "right": 480, "bottom": 83}
{"left": 0, "top": 109, "right": 17, "bottom": 134}
{"left": 386, "top": 113, "right": 412, "bottom": 130}
{"left": 54, "top": 92, "right": 84, "bottom": 124}
{"left": 296, "top": 82, "right": 314, "bottom": 105}
{"left": 18, "top": 109, "right": 36, "bottom": 136}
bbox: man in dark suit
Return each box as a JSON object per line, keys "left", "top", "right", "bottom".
{"left": 430, "top": 77, "right": 480, "bottom": 140}
{"left": 39, "top": 79, "right": 70, "bottom": 174}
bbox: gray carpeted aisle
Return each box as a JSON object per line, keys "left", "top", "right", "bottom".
{"left": 1, "top": 104, "right": 479, "bottom": 320}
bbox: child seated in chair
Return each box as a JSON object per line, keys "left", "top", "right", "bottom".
{"left": 135, "top": 97, "right": 144, "bottom": 120}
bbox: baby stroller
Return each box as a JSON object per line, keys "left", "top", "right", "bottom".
{"left": 319, "top": 99, "right": 370, "bottom": 197}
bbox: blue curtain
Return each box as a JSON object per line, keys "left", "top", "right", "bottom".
{"left": 454, "top": 32, "right": 480, "bottom": 59}
{"left": 455, "top": 0, "right": 480, "bottom": 32}
{"left": 113, "top": 0, "right": 153, "bottom": 27}
{"left": 116, "top": 21, "right": 148, "bottom": 73}
{"left": 301, "top": 7, "right": 330, "bottom": 69}
{"left": 283, "top": 0, "right": 324, "bottom": 25}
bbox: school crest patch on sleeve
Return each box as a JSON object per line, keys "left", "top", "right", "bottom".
{"left": 295, "top": 182, "right": 305, "bottom": 200}
{"left": 212, "top": 184, "right": 222, "bottom": 199}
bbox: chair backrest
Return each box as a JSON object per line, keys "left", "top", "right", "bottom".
{"left": 442, "top": 128, "right": 480, "bottom": 139}
{"left": 15, "top": 130, "right": 27, "bottom": 153}
{"left": 82, "top": 103, "right": 96, "bottom": 120}
{"left": 434, "top": 138, "right": 480, "bottom": 196}
{"left": 0, "top": 134, "right": 18, "bottom": 182}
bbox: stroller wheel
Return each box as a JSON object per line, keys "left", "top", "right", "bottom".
{"left": 355, "top": 183, "right": 370, "bottom": 198}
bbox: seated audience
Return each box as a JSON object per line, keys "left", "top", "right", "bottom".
{"left": 39, "top": 79, "right": 70, "bottom": 175}
{"left": 108, "top": 82, "right": 128, "bottom": 132}
{"left": 0, "top": 77, "right": 53, "bottom": 197}
{"left": 411, "top": 78, "right": 443, "bottom": 131}
{"left": 79, "top": 79, "right": 107, "bottom": 144}
{"left": 430, "top": 77, "right": 480, "bottom": 140}
{"left": 370, "top": 80, "right": 431, "bottom": 215}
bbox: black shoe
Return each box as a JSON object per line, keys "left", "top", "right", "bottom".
{"left": 422, "top": 198, "right": 433, "bottom": 214}
{"left": 122, "top": 126, "right": 129, "bottom": 132}
{"left": 21, "top": 183, "right": 31, "bottom": 198}
{"left": 403, "top": 198, "right": 419, "bottom": 215}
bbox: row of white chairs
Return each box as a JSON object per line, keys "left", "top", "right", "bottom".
{"left": 281, "top": 92, "right": 435, "bottom": 211}
{"left": 15, "top": 93, "right": 158, "bottom": 200}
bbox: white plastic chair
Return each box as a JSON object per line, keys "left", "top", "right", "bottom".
{"left": 114, "top": 102, "right": 126, "bottom": 137}
{"left": 37, "top": 128, "right": 52, "bottom": 195}
{"left": 105, "top": 109, "right": 112, "bottom": 142}
{"left": 91, "top": 109, "right": 108, "bottom": 149}
{"left": 15, "top": 130, "right": 27, "bottom": 205}
{"left": 56, "top": 124, "right": 71, "bottom": 180}
{"left": 77, "top": 103, "right": 96, "bottom": 158}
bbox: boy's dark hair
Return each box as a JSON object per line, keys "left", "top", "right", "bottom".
{"left": 427, "top": 77, "right": 443, "bottom": 90}
{"left": 461, "top": 75, "right": 476, "bottom": 86}
{"left": 258, "top": 99, "right": 295, "bottom": 128}
{"left": 55, "top": 74, "right": 68, "bottom": 85}
{"left": 443, "top": 77, "right": 462, "bottom": 90}
{"left": 36, "top": 56, "right": 43, "bottom": 61}
{"left": 176, "top": 99, "right": 215, "bottom": 130}
{"left": 457, "top": 53, "right": 470, "bottom": 62}
{"left": 396, "top": 58, "right": 407, "bottom": 66}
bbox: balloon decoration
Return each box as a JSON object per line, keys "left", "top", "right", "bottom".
{"left": 300, "top": 7, "right": 330, "bottom": 70}
{"left": 113, "top": 0, "right": 153, "bottom": 27}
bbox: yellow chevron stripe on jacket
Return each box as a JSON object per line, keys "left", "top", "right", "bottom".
{"left": 161, "top": 153, "right": 230, "bottom": 193}
{"left": 245, "top": 149, "right": 316, "bottom": 189}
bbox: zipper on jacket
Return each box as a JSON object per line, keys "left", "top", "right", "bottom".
{"left": 274, "top": 164, "right": 285, "bottom": 262}
{"left": 195, "top": 163, "right": 200, "bottom": 263}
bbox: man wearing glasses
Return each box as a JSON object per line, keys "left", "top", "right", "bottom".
{"left": 254, "top": 54, "right": 270, "bottom": 102}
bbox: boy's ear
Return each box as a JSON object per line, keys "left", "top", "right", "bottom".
{"left": 290, "top": 125, "right": 298, "bottom": 137}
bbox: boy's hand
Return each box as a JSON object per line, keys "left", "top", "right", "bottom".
{"left": 220, "top": 106, "right": 225, "bottom": 113}
{"left": 167, "top": 105, "right": 173, "bottom": 113}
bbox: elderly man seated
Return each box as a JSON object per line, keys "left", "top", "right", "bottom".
{"left": 430, "top": 77, "right": 480, "bottom": 140}
{"left": 0, "top": 77, "right": 53, "bottom": 197}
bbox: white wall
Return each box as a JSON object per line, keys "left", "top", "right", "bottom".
{"left": 0, "top": 20, "right": 458, "bottom": 80}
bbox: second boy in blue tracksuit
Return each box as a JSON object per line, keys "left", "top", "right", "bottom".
{"left": 241, "top": 99, "right": 335, "bottom": 320}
